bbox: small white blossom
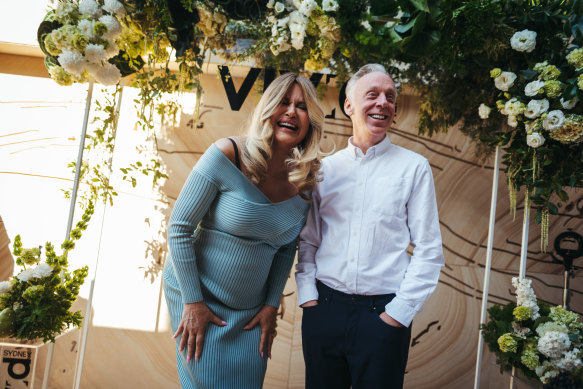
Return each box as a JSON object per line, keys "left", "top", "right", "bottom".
{"left": 494, "top": 71, "right": 517, "bottom": 91}
{"left": 94, "top": 63, "right": 121, "bottom": 85}
{"left": 102, "top": 0, "right": 125, "bottom": 17}
{"left": 538, "top": 331, "right": 571, "bottom": 359}
{"left": 556, "top": 348, "right": 583, "bottom": 371}
{"left": 504, "top": 98, "right": 522, "bottom": 116}
{"left": 507, "top": 115, "right": 518, "bottom": 127}
{"left": 299, "top": 0, "right": 316, "bottom": 17}
{"left": 524, "top": 80, "right": 545, "bottom": 96}
{"left": 267, "top": 0, "right": 275, "bottom": 8}
{"left": 105, "top": 39, "right": 119, "bottom": 59}
{"left": 58, "top": 49, "right": 86, "bottom": 77}
{"left": 524, "top": 99, "right": 549, "bottom": 119}
{"left": 361, "top": 20, "right": 372, "bottom": 32}
{"left": 32, "top": 263, "right": 54, "bottom": 279}
{"left": 510, "top": 29, "right": 537, "bottom": 53}
{"left": 0, "top": 281, "right": 11, "bottom": 294}
{"left": 78, "top": 0, "right": 102, "bottom": 18}
{"left": 478, "top": 103, "right": 491, "bottom": 119}
{"left": 277, "top": 16, "right": 290, "bottom": 27}
{"left": 527, "top": 132, "right": 545, "bottom": 148}
{"left": 84, "top": 44, "right": 108, "bottom": 63}
{"left": 542, "top": 110, "right": 564, "bottom": 132}
{"left": 78, "top": 19, "right": 95, "bottom": 39}
{"left": 560, "top": 96, "right": 578, "bottom": 110}
{"left": 274, "top": 2, "right": 286, "bottom": 13}
{"left": 322, "top": 0, "right": 339, "bottom": 12}
{"left": 99, "top": 15, "right": 122, "bottom": 40}
{"left": 289, "top": 10, "right": 307, "bottom": 27}
{"left": 17, "top": 269, "right": 35, "bottom": 282}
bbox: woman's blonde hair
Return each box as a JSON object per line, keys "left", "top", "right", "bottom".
{"left": 241, "top": 72, "right": 325, "bottom": 200}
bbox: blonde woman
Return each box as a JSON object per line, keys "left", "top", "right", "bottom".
{"left": 163, "top": 72, "right": 325, "bottom": 388}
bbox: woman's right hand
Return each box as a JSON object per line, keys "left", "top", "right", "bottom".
{"left": 174, "top": 301, "right": 227, "bottom": 362}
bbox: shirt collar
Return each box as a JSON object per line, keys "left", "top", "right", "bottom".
{"left": 347, "top": 135, "right": 392, "bottom": 160}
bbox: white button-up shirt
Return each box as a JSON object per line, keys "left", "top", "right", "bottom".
{"left": 296, "top": 135, "right": 444, "bottom": 327}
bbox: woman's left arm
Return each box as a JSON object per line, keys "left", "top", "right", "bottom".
{"left": 243, "top": 239, "right": 298, "bottom": 358}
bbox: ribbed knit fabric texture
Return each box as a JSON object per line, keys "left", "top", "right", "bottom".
{"left": 163, "top": 144, "right": 309, "bottom": 388}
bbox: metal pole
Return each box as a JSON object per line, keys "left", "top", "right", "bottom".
{"left": 41, "top": 80, "right": 94, "bottom": 389}
{"left": 473, "top": 146, "right": 500, "bottom": 389}
{"left": 73, "top": 85, "right": 124, "bottom": 389}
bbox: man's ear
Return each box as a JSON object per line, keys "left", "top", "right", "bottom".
{"left": 344, "top": 98, "right": 353, "bottom": 116}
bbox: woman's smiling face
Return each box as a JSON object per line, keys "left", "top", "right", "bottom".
{"left": 271, "top": 83, "right": 310, "bottom": 149}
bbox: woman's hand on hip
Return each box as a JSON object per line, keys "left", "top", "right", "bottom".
{"left": 243, "top": 304, "right": 278, "bottom": 359}
{"left": 174, "top": 301, "right": 227, "bottom": 363}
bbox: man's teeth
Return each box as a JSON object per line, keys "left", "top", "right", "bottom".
{"left": 370, "top": 114, "right": 387, "bottom": 120}
{"left": 279, "top": 122, "right": 297, "bottom": 130}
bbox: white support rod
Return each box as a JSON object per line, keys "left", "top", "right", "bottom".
{"left": 41, "top": 80, "right": 94, "bottom": 389}
{"left": 473, "top": 146, "right": 501, "bottom": 389}
{"left": 73, "top": 85, "right": 124, "bottom": 389}
{"left": 519, "top": 205, "right": 530, "bottom": 281}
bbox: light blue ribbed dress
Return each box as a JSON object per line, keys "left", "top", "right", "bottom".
{"left": 163, "top": 144, "right": 309, "bottom": 389}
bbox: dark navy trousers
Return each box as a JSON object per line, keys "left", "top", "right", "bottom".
{"left": 301, "top": 281, "right": 411, "bottom": 389}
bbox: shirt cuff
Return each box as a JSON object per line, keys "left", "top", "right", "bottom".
{"left": 297, "top": 282, "right": 319, "bottom": 306}
{"left": 385, "top": 297, "right": 419, "bottom": 328}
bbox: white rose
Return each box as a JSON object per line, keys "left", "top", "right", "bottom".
{"left": 526, "top": 132, "right": 545, "bottom": 148}
{"left": 507, "top": 115, "right": 518, "bottom": 127}
{"left": 510, "top": 29, "right": 537, "bottom": 53}
{"left": 0, "top": 281, "right": 11, "bottom": 294}
{"left": 322, "top": 0, "right": 339, "bottom": 12}
{"left": 542, "top": 110, "right": 564, "bottom": 132}
{"left": 560, "top": 96, "right": 578, "bottom": 109}
{"left": 494, "top": 71, "right": 517, "bottom": 91}
{"left": 524, "top": 80, "right": 545, "bottom": 96}
{"left": 274, "top": 2, "right": 285, "bottom": 13}
{"left": 524, "top": 99, "right": 549, "bottom": 119}
{"left": 478, "top": 103, "right": 492, "bottom": 119}
{"left": 504, "top": 98, "right": 522, "bottom": 116}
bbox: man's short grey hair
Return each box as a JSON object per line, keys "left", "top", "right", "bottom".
{"left": 345, "top": 64, "right": 396, "bottom": 101}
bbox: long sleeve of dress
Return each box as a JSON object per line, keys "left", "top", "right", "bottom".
{"left": 264, "top": 238, "right": 299, "bottom": 308}
{"left": 168, "top": 169, "right": 219, "bottom": 304}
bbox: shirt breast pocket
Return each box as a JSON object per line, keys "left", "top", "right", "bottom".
{"left": 369, "top": 177, "right": 410, "bottom": 216}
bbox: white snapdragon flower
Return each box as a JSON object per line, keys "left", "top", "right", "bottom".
{"left": 538, "top": 331, "right": 571, "bottom": 359}
{"left": 524, "top": 80, "right": 545, "bottom": 96}
{"left": 322, "top": 0, "right": 339, "bottom": 12}
{"left": 560, "top": 96, "right": 578, "bottom": 110}
{"left": 78, "top": 19, "right": 95, "bottom": 39}
{"left": 361, "top": 20, "right": 372, "bottom": 32}
{"left": 494, "top": 71, "right": 516, "bottom": 91}
{"left": 504, "top": 98, "right": 522, "bottom": 116}
{"left": 58, "top": 49, "right": 86, "bottom": 77}
{"left": 524, "top": 99, "right": 549, "bottom": 119}
{"left": 79, "top": 0, "right": 102, "bottom": 18}
{"left": 103, "top": 0, "right": 126, "bottom": 17}
{"left": 510, "top": 29, "right": 537, "bottom": 53}
{"left": 274, "top": 2, "right": 286, "bottom": 13}
{"left": 507, "top": 115, "right": 518, "bottom": 127}
{"left": 478, "top": 103, "right": 491, "bottom": 119}
{"left": 32, "top": 263, "right": 54, "bottom": 279}
{"left": 0, "top": 281, "right": 11, "bottom": 294}
{"left": 84, "top": 44, "right": 108, "bottom": 63}
{"left": 527, "top": 132, "right": 545, "bottom": 148}
{"left": 99, "top": 15, "right": 122, "bottom": 40}
{"left": 512, "top": 277, "right": 540, "bottom": 319}
{"left": 17, "top": 269, "right": 35, "bottom": 282}
{"left": 543, "top": 110, "right": 564, "bottom": 132}
{"left": 95, "top": 63, "right": 121, "bottom": 85}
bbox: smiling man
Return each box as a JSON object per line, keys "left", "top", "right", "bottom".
{"left": 296, "top": 64, "right": 444, "bottom": 389}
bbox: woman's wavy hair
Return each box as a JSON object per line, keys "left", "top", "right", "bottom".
{"left": 241, "top": 72, "right": 325, "bottom": 200}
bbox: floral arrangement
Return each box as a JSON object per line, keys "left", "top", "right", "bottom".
{"left": 481, "top": 277, "right": 583, "bottom": 386}
{"left": 0, "top": 204, "right": 93, "bottom": 343}
{"left": 38, "top": 0, "right": 145, "bottom": 86}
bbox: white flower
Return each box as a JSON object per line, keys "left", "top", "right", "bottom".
{"left": 560, "top": 96, "right": 578, "bottom": 110}
{"left": 507, "top": 115, "right": 518, "bottom": 127}
{"left": 543, "top": 110, "right": 564, "bottom": 132}
{"left": 512, "top": 277, "right": 540, "bottom": 319}
{"left": 524, "top": 80, "right": 545, "bottom": 96}
{"left": 84, "top": 44, "right": 108, "bottom": 63}
{"left": 289, "top": 10, "right": 307, "bottom": 27}
{"left": 524, "top": 99, "right": 549, "bottom": 119}
{"left": 494, "top": 71, "right": 517, "bottom": 91}
{"left": 274, "top": 2, "right": 286, "bottom": 13}
{"left": 271, "top": 24, "right": 279, "bottom": 37}
{"left": 277, "top": 16, "right": 290, "bottom": 27}
{"left": 32, "top": 263, "right": 53, "bottom": 279}
{"left": 510, "top": 29, "right": 537, "bottom": 53}
{"left": 299, "top": 0, "right": 317, "bottom": 17}
{"left": 361, "top": 20, "right": 372, "bottom": 32}
{"left": 322, "top": 0, "right": 339, "bottom": 12}
{"left": 105, "top": 39, "right": 119, "bottom": 59}
{"left": 99, "top": 15, "right": 122, "bottom": 40}
{"left": 58, "top": 49, "right": 87, "bottom": 77}
{"left": 538, "top": 331, "right": 571, "bottom": 359}
{"left": 78, "top": 0, "right": 102, "bottom": 18}
{"left": 478, "top": 103, "right": 491, "bottom": 119}
{"left": 556, "top": 348, "right": 583, "bottom": 371}
{"left": 266, "top": 0, "right": 275, "bottom": 8}
{"left": 56, "top": 2, "right": 78, "bottom": 22}
{"left": 504, "top": 98, "right": 522, "bottom": 116}
{"left": 102, "top": 0, "right": 126, "bottom": 17}
{"left": 0, "top": 281, "right": 11, "bottom": 294}
{"left": 291, "top": 37, "right": 305, "bottom": 50}
{"left": 17, "top": 268, "right": 35, "bottom": 282}
{"left": 78, "top": 19, "right": 95, "bottom": 39}
{"left": 94, "top": 63, "right": 121, "bottom": 86}
{"left": 527, "top": 132, "right": 545, "bottom": 148}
